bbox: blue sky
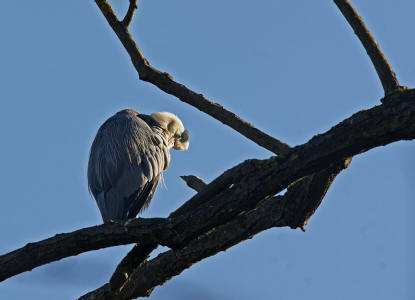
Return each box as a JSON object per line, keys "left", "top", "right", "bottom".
{"left": 0, "top": 1, "right": 414, "bottom": 299}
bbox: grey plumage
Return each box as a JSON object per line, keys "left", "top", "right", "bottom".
{"left": 88, "top": 109, "right": 189, "bottom": 223}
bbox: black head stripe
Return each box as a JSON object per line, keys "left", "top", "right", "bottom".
{"left": 180, "top": 129, "right": 190, "bottom": 142}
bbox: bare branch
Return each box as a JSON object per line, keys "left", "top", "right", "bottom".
{"left": 79, "top": 159, "right": 351, "bottom": 300}
{"left": 108, "top": 170, "right": 235, "bottom": 291}
{"left": 109, "top": 243, "right": 156, "bottom": 293}
{"left": 94, "top": 0, "right": 291, "bottom": 155}
{"left": 180, "top": 175, "right": 207, "bottom": 192}
{"left": 2, "top": 88, "right": 415, "bottom": 285}
{"left": 122, "top": 0, "right": 138, "bottom": 28}
{"left": 0, "top": 218, "right": 167, "bottom": 283}
{"left": 78, "top": 284, "right": 112, "bottom": 300}
{"left": 109, "top": 163, "right": 348, "bottom": 292}
{"left": 108, "top": 175, "right": 207, "bottom": 291}
{"left": 333, "top": 0, "right": 400, "bottom": 95}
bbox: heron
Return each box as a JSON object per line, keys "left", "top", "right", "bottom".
{"left": 88, "top": 109, "right": 189, "bottom": 223}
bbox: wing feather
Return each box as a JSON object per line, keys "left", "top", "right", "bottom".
{"left": 88, "top": 109, "right": 170, "bottom": 222}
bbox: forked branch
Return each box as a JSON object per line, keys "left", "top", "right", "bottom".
{"left": 122, "top": 0, "right": 138, "bottom": 28}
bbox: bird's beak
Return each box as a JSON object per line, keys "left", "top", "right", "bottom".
{"left": 173, "top": 141, "right": 189, "bottom": 150}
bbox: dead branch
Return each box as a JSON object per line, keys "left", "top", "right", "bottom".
{"left": 122, "top": 0, "right": 138, "bottom": 28}
{"left": 2, "top": 88, "right": 415, "bottom": 286}
{"left": 333, "top": 0, "right": 401, "bottom": 95}
{"left": 180, "top": 175, "right": 207, "bottom": 192}
{"left": 78, "top": 159, "right": 352, "bottom": 300}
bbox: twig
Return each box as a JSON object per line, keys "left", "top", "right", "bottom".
{"left": 94, "top": 0, "right": 291, "bottom": 155}
{"left": 122, "top": 0, "right": 138, "bottom": 28}
{"left": 333, "top": 0, "right": 400, "bottom": 95}
{"left": 180, "top": 175, "right": 207, "bottom": 192}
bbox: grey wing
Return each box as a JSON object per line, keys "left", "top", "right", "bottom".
{"left": 125, "top": 174, "right": 161, "bottom": 220}
{"left": 88, "top": 110, "right": 170, "bottom": 222}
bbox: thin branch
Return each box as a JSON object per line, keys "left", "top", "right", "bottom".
{"left": 122, "top": 0, "right": 138, "bottom": 28}
{"left": 2, "top": 88, "right": 415, "bottom": 284}
{"left": 94, "top": 0, "right": 291, "bottom": 156}
{"left": 109, "top": 243, "right": 156, "bottom": 293}
{"left": 333, "top": 0, "right": 400, "bottom": 95}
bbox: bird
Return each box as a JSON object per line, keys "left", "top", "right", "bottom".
{"left": 87, "top": 109, "right": 189, "bottom": 223}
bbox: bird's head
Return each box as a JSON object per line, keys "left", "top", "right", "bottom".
{"left": 151, "top": 112, "right": 189, "bottom": 150}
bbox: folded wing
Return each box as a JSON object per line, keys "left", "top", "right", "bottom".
{"left": 88, "top": 109, "right": 170, "bottom": 222}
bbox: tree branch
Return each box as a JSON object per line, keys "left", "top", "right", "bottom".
{"left": 0, "top": 219, "right": 166, "bottom": 283}
{"left": 180, "top": 175, "right": 207, "bottom": 192}
{"left": 79, "top": 159, "right": 351, "bottom": 300}
{"left": 2, "top": 88, "right": 415, "bottom": 285}
{"left": 333, "top": 0, "right": 400, "bottom": 95}
{"left": 94, "top": 0, "right": 291, "bottom": 156}
{"left": 108, "top": 175, "right": 207, "bottom": 291}
{"left": 122, "top": 0, "right": 138, "bottom": 28}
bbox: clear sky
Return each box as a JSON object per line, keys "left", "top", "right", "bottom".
{"left": 0, "top": 1, "right": 414, "bottom": 299}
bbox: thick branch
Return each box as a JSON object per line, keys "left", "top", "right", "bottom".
{"left": 0, "top": 219, "right": 167, "bottom": 283}
{"left": 2, "top": 88, "right": 415, "bottom": 284}
{"left": 94, "top": 0, "right": 291, "bottom": 156}
{"left": 109, "top": 172, "right": 228, "bottom": 291}
{"left": 108, "top": 175, "right": 207, "bottom": 291}
{"left": 333, "top": 0, "right": 400, "bottom": 95}
{"left": 80, "top": 159, "right": 351, "bottom": 300}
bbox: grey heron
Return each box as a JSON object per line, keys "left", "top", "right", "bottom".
{"left": 88, "top": 109, "right": 189, "bottom": 223}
